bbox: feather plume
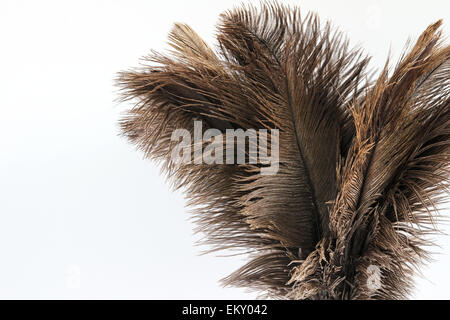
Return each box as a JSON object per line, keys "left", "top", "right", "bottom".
{"left": 117, "top": 1, "right": 450, "bottom": 299}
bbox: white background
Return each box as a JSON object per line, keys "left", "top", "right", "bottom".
{"left": 1, "top": 0, "right": 449, "bottom": 299}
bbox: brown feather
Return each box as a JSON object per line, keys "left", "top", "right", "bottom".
{"left": 117, "top": 1, "right": 449, "bottom": 299}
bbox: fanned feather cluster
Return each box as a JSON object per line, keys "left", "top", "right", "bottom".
{"left": 117, "top": 2, "right": 450, "bottom": 299}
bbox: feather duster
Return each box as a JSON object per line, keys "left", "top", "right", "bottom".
{"left": 116, "top": 1, "right": 450, "bottom": 299}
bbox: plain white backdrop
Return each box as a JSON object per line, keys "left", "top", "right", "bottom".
{"left": 1, "top": 0, "right": 449, "bottom": 299}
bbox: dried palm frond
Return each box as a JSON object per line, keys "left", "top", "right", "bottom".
{"left": 116, "top": 1, "right": 450, "bottom": 299}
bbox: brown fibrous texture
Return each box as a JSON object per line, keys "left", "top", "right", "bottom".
{"left": 117, "top": 1, "right": 450, "bottom": 299}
